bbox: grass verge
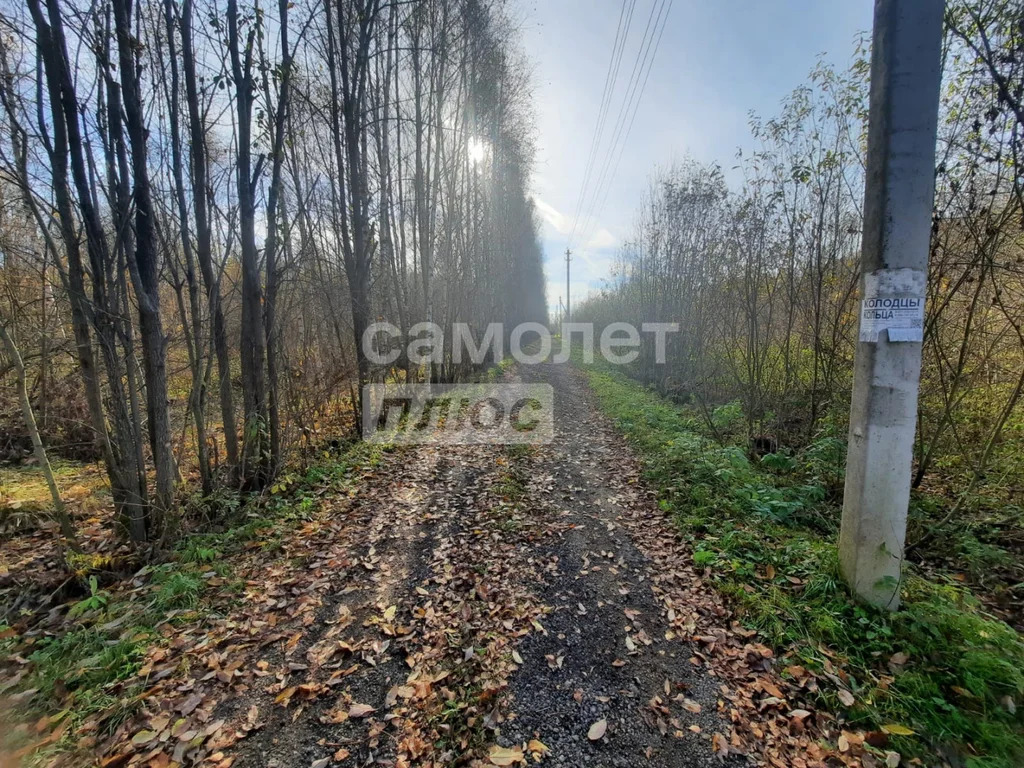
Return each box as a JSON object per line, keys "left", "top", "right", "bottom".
{"left": 582, "top": 364, "right": 1024, "bottom": 768}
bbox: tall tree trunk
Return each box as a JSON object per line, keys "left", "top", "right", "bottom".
{"left": 181, "top": 0, "right": 239, "bottom": 474}
{"left": 28, "top": 0, "right": 149, "bottom": 543}
{"left": 260, "top": 0, "right": 294, "bottom": 473}
{"left": 332, "top": 0, "right": 380, "bottom": 424}
{"left": 228, "top": 0, "right": 270, "bottom": 488}
{"left": 163, "top": 0, "right": 212, "bottom": 495}
{"left": 112, "top": 0, "right": 177, "bottom": 531}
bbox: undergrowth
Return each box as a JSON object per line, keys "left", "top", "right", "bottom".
{"left": 583, "top": 364, "right": 1024, "bottom": 768}
{"left": 1, "top": 440, "right": 386, "bottom": 762}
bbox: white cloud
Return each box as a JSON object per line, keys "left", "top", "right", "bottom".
{"left": 533, "top": 196, "right": 571, "bottom": 235}
{"left": 534, "top": 195, "right": 621, "bottom": 267}
{"left": 583, "top": 227, "right": 617, "bottom": 252}
{"left": 580, "top": 251, "right": 616, "bottom": 276}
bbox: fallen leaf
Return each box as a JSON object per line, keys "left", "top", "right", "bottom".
{"left": 275, "top": 686, "right": 298, "bottom": 706}
{"left": 865, "top": 731, "right": 890, "bottom": 748}
{"left": 131, "top": 730, "right": 157, "bottom": 747}
{"left": 488, "top": 745, "right": 524, "bottom": 766}
{"left": 527, "top": 738, "right": 548, "bottom": 753}
{"left": 880, "top": 724, "right": 915, "bottom": 736}
{"left": 712, "top": 732, "right": 729, "bottom": 756}
{"left": 348, "top": 703, "right": 376, "bottom": 718}
{"left": 178, "top": 693, "right": 203, "bottom": 715}
{"left": 587, "top": 719, "right": 607, "bottom": 741}
{"left": 679, "top": 698, "right": 701, "bottom": 714}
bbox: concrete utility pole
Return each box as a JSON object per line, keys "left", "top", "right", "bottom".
{"left": 839, "top": 0, "right": 944, "bottom": 610}
{"left": 565, "top": 248, "right": 572, "bottom": 323}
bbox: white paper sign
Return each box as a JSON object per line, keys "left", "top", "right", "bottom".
{"left": 859, "top": 268, "right": 926, "bottom": 343}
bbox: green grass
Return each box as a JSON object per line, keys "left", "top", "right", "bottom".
{"left": 28, "top": 627, "right": 146, "bottom": 699}
{"left": 151, "top": 567, "right": 206, "bottom": 611}
{"left": 491, "top": 444, "right": 535, "bottom": 533}
{"left": 14, "top": 625, "right": 148, "bottom": 757}
{"left": 583, "top": 364, "right": 1024, "bottom": 767}
{"left": 495, "top": 465, "right": 527, "bottom": 502}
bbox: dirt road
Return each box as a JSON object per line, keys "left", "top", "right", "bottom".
{"left": 101, "top": 364, "right": 822, "bottom": 768}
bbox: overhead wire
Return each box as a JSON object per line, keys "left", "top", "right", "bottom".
{"left": 565, "top": 0, "right": 637, "bottom": 248}
{"left": 574, "top": 0, "right": 672, "bottom": 253}
{"left": 586, "top": 0, "right": 674, "bottom": 239}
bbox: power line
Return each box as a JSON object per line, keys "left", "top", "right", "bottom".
{"left": 576, "top": 0, "right": 664, "bottom": 235}
{"left": 566, "top": 0, "right": 636, "bottom": 249}
{"left": 587, "top": 0, "right": 674, "bottom": 235}
{"left": 567, "top": 0, "right": 634, "bottom": 245}
{"left": 576, "top": 0, "right": 672, "bottom": 253}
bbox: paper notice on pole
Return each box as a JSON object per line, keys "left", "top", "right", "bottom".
{"left": 859, "top": 268, "right": 926, "bottom": 343}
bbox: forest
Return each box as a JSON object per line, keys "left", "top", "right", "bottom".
{"left": 0, "top": 0, "right": 546, "bottom": 548}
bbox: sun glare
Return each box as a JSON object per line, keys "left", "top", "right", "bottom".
{"left": 467, "top": 136, "right": 488, "bottom": 164}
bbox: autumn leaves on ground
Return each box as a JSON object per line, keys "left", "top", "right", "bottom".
{"left": 2, "top": 363, "right": 899, "bottom": 768}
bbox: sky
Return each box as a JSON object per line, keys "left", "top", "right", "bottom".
{"left": 513, "top": 0, "right": 875, "bottom": 315}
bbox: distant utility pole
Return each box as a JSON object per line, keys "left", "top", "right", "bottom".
{"left": 565, "top": 248, "right": 572, "bottom": 323}
{"left": 839, "top": 0, "right": 944, "bottom": 610}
